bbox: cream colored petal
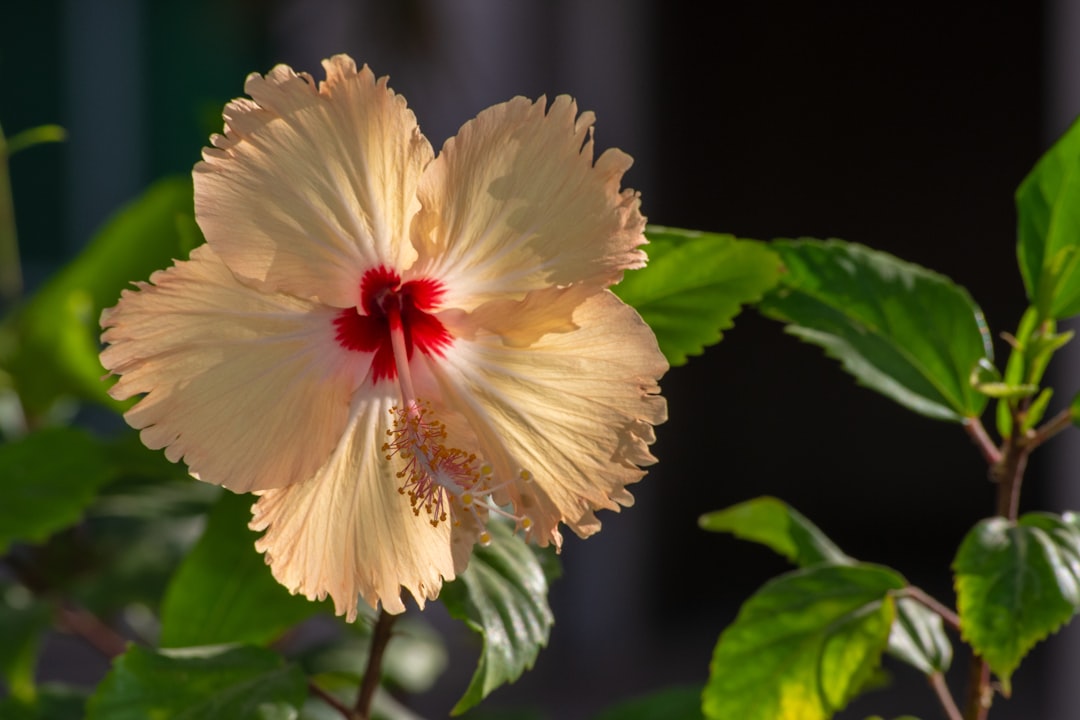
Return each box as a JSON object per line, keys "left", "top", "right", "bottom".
{"left": 410, "top": 95, "right": 646, "bottom": 310}
{"left": 195, "top": 55, "right": 433, "bottom": 307}
{"left": 419, "top": 291, "right": 667, "bottom": 546}
{"left": 100, "top": 244, "right": 366, "bottom": 493}
{"left": 438, "top": 283, "right": 594, "bottom": 349}
{"left": 250, "top": 394, "right": 476, "bottom": 618}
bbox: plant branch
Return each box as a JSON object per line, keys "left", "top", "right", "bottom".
{"left": 964, "top": 659, "right": 992, "bottom": 720}
{"left": 1027, "top": 406, "right": 1074, "bottom": 452}
{"left": 963, "top": 414, "right": 1033, "bottom": 720}
{"left": 904, "top": 586, "right": 960, "bottom": 632}
{"left": 56, "top": 603, "right": 127, "bottom": 658}
{"left": 5, "top": 555, "right": 130, "bottom": 659}
{"left": 353, "top": 609, "right": 398, "bottom": 720}
{"left": 962, "top": 417, "right": 1001, "bottom": 466}
{"left": 309, "top": 680, "right": 353, "bottom": 718}
{"left": 930, "top": 672, "right": 964, "bottom": 720}
{"left": 993, "top": 435, "right": 1029, "bottom": 521}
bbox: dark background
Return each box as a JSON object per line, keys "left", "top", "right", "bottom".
{"left": 2, "top": 1, "right": 1068, "bottom": 718}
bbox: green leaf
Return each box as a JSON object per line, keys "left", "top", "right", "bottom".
{"left": 1070, "top": 389, "right": 1080, "bottom": 428}
{"left": 996, "top": 308, "right": 1039, "bottom": 438}
{"left": 0, "top": 427, "right": 114, "bottom": 554}
{"left": 3, "top": 176, "right": 199, "bottom": 415}
{"left": 0, "top": 584, "right": 51, "bottom": 702}
{"left": 1016, "top": 116, "right": 1080, "bottom": 319}
{"left": 86, "top": 644, "right": 306, "bottom": 720}
{"left": 441, "top": 521, "right": 554, "bottom": 715}
{"left": 614, "top": 226, "right": 781, "bottom": 366}
{"left": 701, "top": 496, "right": 952, "bottom": 677}
{"left": 703, "top": 564, "right": 903, "bottom": 720}
{"left": 159, "top": 492, "right": 327, "bottom": 647}
{"left": 0, "top": 684, "right": 87, "bottom": 720}
{"left": 5, "top": 125, "right": 67, "bottom": 156}
{"left": 1021, "top": 388, "right": 1053, "bottom": 434}
{"left": 887, "top": 599, "right": 952, "bottom": 674}
{"left": 698, "top": 495, "right": 851, "bottom": 567}
{"left": 759, "top": 239, "right": 993, "bottom": 422}
{"left": 954, "top": 513, "right": 1080, "bottom": 694}
{"left": 593, "top": 686, "right": 704, "bottom": 720}
{"left": 969, "top": 357, "right": 1036, "bottom": 400}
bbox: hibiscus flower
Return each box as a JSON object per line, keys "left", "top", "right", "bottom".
{"left": 100, "top": 55, "right": 667, "bottom": 619}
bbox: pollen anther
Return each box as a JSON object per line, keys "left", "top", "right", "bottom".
{"left": 385, "top": 400, "right": 483, "bottom": 527}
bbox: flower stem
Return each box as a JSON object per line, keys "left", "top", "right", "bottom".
{"left": 353, "top": 610, "right": 398, "bottom": 720}
{"left": 56, "top": 604, "right": 127, "bottom": 658}
{"left": 963, "top": 415, "right": 1031, "bottom": 720}
{"left": 904, "top": 586, "right": 960, "bottom": 632}
{"left": 1026, "top": 406, "right": 1074, "bottom": 452}
{"left": 930, "top": 672, "right": 964, "bottom": 720}
{"left": 962, "top": 417, "right": 1001, "bottom": 465}
{"left": 309, "top": 680, "right": 352, "bottom": 717}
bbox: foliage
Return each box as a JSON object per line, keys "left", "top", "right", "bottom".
{"left": 4, "top": 97, "right": 1080, "bottom": 720}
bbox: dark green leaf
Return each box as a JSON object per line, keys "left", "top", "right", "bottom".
{"left": 69, "top": 479, "right": 218, "bottom": 615}
{"left": 698, "top": 495, "right": 850, "bottom": 566}
{"left": 1016, "top": 116, "right": 1080, "bottom": 319}
{"left": 0, "top": 683, "right": 87, "bottom": 720}
{"left": 759, "top": 239, "right": 993, "bottom": 421}
{"left": 0, "top": 427, "right": 113, "bottom": 554}
{"left": 441, "top": 521, "right": 554, "bottom": 715}
{"left": 954, "top": 513, "right": 1080, "bottom": 694}
{"left": 703, "top": 564, "right": 903, "bottom": 720}
{"left": 4, "top": 176, "right": 198, "bottom": 415}
{"left": 593, "top": 686, "right": 704, "bottom": 720}
{"left": 614, "top": 226, "right": 780, "bottom": 366}
{"left": 86, "top": 644, "right": 306, "bottom": 720}
{"left": 887, "top": 599, "right": 952, "bottom": 674}
{"left": 0, "top": 585, "right": 51, "bottom": 701}
{"left": 159, "top": 492, "right": 327, "bottom": 647}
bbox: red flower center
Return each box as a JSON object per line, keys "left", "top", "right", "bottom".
{"left": 334, "top": 266, "right": 451, "bottom": 382}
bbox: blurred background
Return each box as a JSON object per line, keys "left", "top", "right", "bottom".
{"left": 2, "top": 0, "right": 1076, "bottom": 718}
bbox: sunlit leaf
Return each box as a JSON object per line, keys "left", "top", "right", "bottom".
{"left": 703, "top": 564, "right": 903, "bottom": 720}
{"left": 3, "top": 176, "right": 199, "bottom": 415}
{"left": 159, "top": 492, "right": 327, "bottom": 647}
{"left": 759, "top": 239, "right": 993, "bottom": 422}
{"left": 0, "top": 427, "right": 113, "bottom": 554}
{"left": 699, "top": 495, "right": 850, "bottom": 566}
{"left": 86, "top": 644, "right": 305, "bottom": 720}
{"left": 954, "top": 513, "right": 1080, "bottom": 694}
{"left": 1016, "top": 116, "right": 1080, "bottom": 319}
{"left": 702, "top": 496, "right": 952, "bottom": 677}
{"left": 441, "top": 521, "right": 554, "bottom": 715}
{"left": 614, "top": 226, "right": 780, "bottom": 366}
